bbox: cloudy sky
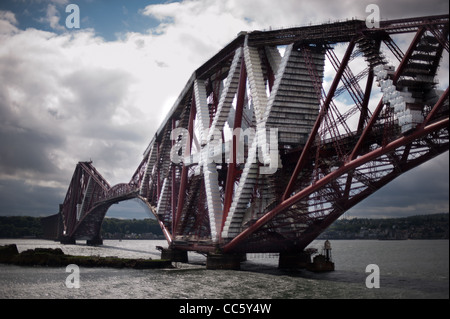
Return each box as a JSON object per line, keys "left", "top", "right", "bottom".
{"left": 0, "top": 0, "right": 448, "bottom": 219}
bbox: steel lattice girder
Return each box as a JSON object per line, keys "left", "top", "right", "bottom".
{"left": 58, "top": 15, "right": 449, "bottom": 254}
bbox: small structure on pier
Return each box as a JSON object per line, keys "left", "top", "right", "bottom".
{"left": 307, "top": 240, "right": 335, "bottom": 272}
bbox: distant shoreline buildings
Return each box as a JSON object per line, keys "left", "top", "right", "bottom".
{"left": 0, "top": 213, "right": 448, "bottom": 240}
{"left": 318, "top": 213, "right": 449, "bottom": 240}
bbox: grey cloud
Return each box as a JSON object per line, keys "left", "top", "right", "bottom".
{"left": 0, "top": 124, "right": 64, "bottom": 176}
{"left": 0, "top": 27, "right": 153, "bottom": 217}
{"left": 373, "top": 0, "right": 449, "bottom": 19}
{"left": 62, "top": 68, "right": 134, "bottom": 121}
{"left": 155, "top": 60, "right": 168, "bottom": 68}
{"left": 0, "top": 179, "right": 64, "bottom": 216}
{"left": 0, "top": 64, "right": 65, "bottom": 181}
{"left": 349, "top": 152, "right": 449, "bottom": 218}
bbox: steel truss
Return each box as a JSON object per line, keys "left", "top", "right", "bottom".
{"left": 54, "top": 15, "right": 448, "bottom": 255}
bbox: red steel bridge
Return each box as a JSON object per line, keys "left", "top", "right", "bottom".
{"left": 43, "top": 14, "right": 449, "bottom": 268}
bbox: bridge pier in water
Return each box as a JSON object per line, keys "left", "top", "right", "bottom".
{"left": 59, "top": 236, "right": 104, "bottom": 246}
{"left": 86, "top": 237, "right": 103, "bottom": 246}
{"left": 158, "top": 247, "right": 189, "bottom": 263}
{"left": 60, "top": 236, "right": 76, "bottom": 245}
{"left": 206, "top": 253, "right": 246, "bottom": 270}
{"left": 278, "top": 251, "right": 311, "bottom": 269}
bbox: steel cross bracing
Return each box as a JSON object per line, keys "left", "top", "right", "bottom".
{"left": 54, "top": 15, "right": 449, "bottom": 254}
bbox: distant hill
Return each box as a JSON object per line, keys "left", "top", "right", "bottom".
{"left": 0, "top": 216, "right": 43, "bottom": 238}
{"left": 0, "top": 216, "right": 163, "bottom": 239}
{"left": 318, "top": 213, "right": 449, "bottom": 240}
{"left": 101, "top": 217, "right": 164, "bottom": 239}
{"left": 0, "top": 214, "right": 448, "bottom": 240}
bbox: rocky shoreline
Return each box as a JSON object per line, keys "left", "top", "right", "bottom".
{"left": 0, "top": 244, "right": 173, "bottom": 269}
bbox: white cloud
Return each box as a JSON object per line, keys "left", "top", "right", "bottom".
{"left": 38, "top": 3, "right": 66, "bottom": 31}
{"left": 0, "top": 10, "right": 17, "bottom": 25}
{"left": 0, "top": 10, "right": 19, "bottom": 34}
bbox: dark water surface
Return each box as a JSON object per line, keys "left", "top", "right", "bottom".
{"left": 0, "top": 239, "right": 448, "bottom": 299}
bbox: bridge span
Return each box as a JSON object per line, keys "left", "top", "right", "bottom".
{"left": 42, "top": 14, "right": 449, "bottom": 269}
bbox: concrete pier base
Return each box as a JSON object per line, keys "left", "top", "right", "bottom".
{"left": 159, "top": 248, "right": 189, "bottom": 263}
{"left": 278, "top": 251, "right": 311, "bottom": 269}
{"left": 60, "top": 236, "right": 76, "bottom": 245}
{"left": 86, "top": 237, "right": 103, "bottom": 246}
{"left": 206, "top": 253, "right": 245, "bottom": 270}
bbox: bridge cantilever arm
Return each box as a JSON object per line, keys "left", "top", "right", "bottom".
{"left": 78, "top": 162, "right": 111, "bottom": 192}
{"left": 223, "top": 118, "right": 448, "bottom": 253}
{"left": 349, "top": 26, "right": 426, "bottom": 161}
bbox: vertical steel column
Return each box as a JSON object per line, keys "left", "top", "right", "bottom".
{"left": 171, "top": 118, "right": 177, "bottom": 235}
{"left": 357, "top": 68, "right": 374, "bottom": 134}
{"left": 282, "top": 39, "right": 356, "bottom": 201}
{"left": 67, "top": 165, "right": 82, "bottom": 236}
{"left": 156, "top": 141, "right": 161, "bottom": 199}
{"left": 174, "top": 93, "right": 196, "bottom": 237}
{"left": 221, "top": 53, "right": 247, "bottom": 234}
{"left": 357, "top": 39, "right": 381, "bottom": 134}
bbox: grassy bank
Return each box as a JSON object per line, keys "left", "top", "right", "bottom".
{"left": 0, "top": 244, "right": 173, "bottom": 269}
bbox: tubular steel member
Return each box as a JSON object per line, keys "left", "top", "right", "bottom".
{"left": 174, "top": 92, "right": 196, "bottom": 237}
{"left": 53, "top": 16, "right": 448, "bottom": 269}
{"left": 221, "top": 51, "right": 247, "bottom": 234}
{"left": 223, "top": 118, "right": 449, "bottom": 253}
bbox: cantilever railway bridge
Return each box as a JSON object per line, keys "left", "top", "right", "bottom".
{"left": 43, "top": 14, "right": 449, "bottom": 268}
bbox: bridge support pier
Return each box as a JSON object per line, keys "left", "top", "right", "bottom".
{"left": 159, "top": 247, "right": 188, "bottom": 263}
{"left": 278, "top": 251, "right": 311, "bottom": 269}
{"left": 60, "top": 236, "right": 76, "bottom": 245}
{"left": 86, "top": 237, "right": 103, "bottom": 246}
{"left": 206, "top": 253, "right": 246, "bottom": 270}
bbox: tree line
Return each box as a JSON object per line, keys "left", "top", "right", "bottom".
{"left": 0, "top": 216, "right": 163, "bottom": 239}
{"left": 1, "top": 213, "right": 448, "bottom": 239}
{"left": 319, "top": 213, "right": 449, "bottom": 240}
{"left": 0, "top": 216, "right": 44, "bottom": 238}
{"left": 101, "top": 218, "right": 163, "bottom": 238}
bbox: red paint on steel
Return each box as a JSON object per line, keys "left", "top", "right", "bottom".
{"left": 224, "top": 118, "right": 448, "bottom": 252}
{"left": 221, "top": 52, "right": 247, "bottom": 234}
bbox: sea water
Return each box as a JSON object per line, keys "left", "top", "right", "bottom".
{"left": 0, "top": 239, "right": 448, "bottom": 299}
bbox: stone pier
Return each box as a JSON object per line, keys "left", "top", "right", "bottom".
{"left": 158, "top": 247, "right": 189, "bottom": 263}
{"left": 206, "top": 253, "right": 246, "bottom": 270}
{"left": 86, "top": 237, "right": 103, "bottom": 246}
{"left": 278, "top": 251, "right": 311, "bottom": 269}
{"left": 60, "top": 236, "right": 76, "bottom": 245}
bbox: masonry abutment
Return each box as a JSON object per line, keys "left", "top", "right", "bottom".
{"left": 206, "top": 253, "right": 246, "bottom": 270}
{"left": 159, "top": 247, "right": 189, "bottom": 263}
{"left": 86, "top": 237, "right": 103, "bottom": 246}
{"left": 278, "top": 251, "right": 311, "bottom": 269}
{"left": 60, "top": 236, "right": 76, "bottom": 245}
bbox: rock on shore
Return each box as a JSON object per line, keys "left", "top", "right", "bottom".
{"left": 0, "top": 244, "right": 173, "bottom": 269}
